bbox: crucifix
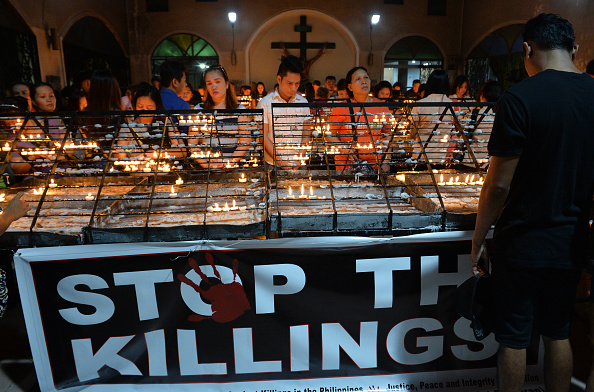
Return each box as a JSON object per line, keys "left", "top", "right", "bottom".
{"left": 271, "top": 15, "right": 336, "bottom": 81}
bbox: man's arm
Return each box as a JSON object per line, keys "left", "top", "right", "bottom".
{"left": 470, "top": 155, "right": 520, "bottom": 274}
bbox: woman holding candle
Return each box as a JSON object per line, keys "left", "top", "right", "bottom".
{"left": 329, "top": 67, "right": 391, "bottom": 172}
{"left": 193, "top": 65, "right": 250, "bottom": 170}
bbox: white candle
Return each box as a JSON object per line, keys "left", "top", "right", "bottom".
{"left": 299, "top": 184, "right": 307, "bottom": 199}
{"left": 230, "top": 199, "right": 239, "bottom": 211}
{"left": 238, "top": 173, "right": 247, "bottom": 183}
{"left": 223, "top": 202, "right": 230, "bottom": 212}
{"left": 49, "top": 179, "right": 57, "bottom": 188}
{"left": 179, "top": 116, "right": 187, "bottom": 124}
{"left": 212, "top": 203, "right": 222, "bottom": 212}
{"left": 286, "top": 186, "right": 294, "bottom": 199}
{"left": 2, "top": 143, "right": 10, "bottom": 152}
{"left": 0, "top": 193, "right": 4, "bottom": 202}
{"left": 169, "top": 186, "right": 177, "bottom": 197}
{"left": 85, "top": 192, "right": 94, "bottom": 201}
{"left": 176, "top": 178, "right": 184, "bottom": 185}
{"left": 309, "top": 186, "right": 316, "bottom": 199}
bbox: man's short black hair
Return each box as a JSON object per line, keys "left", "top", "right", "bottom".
{"left": 481, "top": 80, "right": 504, "bottom": 102}
{"left": 523, "top": 13, "right": 575, "bottom": 52}
{"left": 159, "top": 61, "right": 187, "bottom": 88}
{"left": 325, "top": 75, "right": 336, "bottom": 82}
{"left": 312, "top": 80, "right": 321, "bottom": 87}
{"left": 151, "top": 75, "right": 161, "bottom": 83}
{"left": 586, "top": 59, "right": 594, "bottom": 76}
{"left": 412, "top": 79, "right": 421, "bottom": 85}
{"left": 277, "top": 55, "right": 304, "bottom": 78}
{"left": 337, "top": 78, "right": 347, "bottom": 91}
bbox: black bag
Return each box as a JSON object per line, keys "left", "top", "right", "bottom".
{"left": 455, "top": 274, "right": 496, "bottom": 340}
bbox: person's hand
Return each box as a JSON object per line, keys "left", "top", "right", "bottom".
{"left": 3, "top": 192, "right": 30, "bottom": 222}
{"left": 470, "top": 241, "right": 489, "bottom": 276}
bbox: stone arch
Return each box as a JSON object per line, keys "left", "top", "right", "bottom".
{"left": 150, "top": 32, "right": 219, "bottom": 90}
{"left": 465, "top": 22, "right": 526, "bottom": 92}
{"left": 382, "top": 34, "right": 445, "bottom": 88}
{"left": 245, "top": 9, "right": 359, "bottom": 88}
{"left": 61, "top": 14, "right": 130, "bottom": 86}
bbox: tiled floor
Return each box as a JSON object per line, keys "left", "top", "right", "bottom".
{"left": 0, "top": 269, "right": 591, "bottom": 392}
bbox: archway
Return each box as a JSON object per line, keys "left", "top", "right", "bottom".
{"left": 466, "top": 24, "right": 526, "bottom": 93}
{"left": 383, "top": 36, "right": 443, "bottom": 90}
{"left": 151, "top": 34, "right": 218, "bottom": 90}
{"left": 0, "top": 0, "right": 40, "bottom": 99}
{"left": 63, "top": 16, "right": 130, "bottom": 88}
{"left": 246, "top": 9, "right": 358, "bottom": 90}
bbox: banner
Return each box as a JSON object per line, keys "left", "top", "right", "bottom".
{"left": 14, "top": 232, "right": 544, "bottom": 392}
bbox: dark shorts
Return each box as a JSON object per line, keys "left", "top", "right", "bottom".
{"left": 491, "top": 262, "right": 581, "bottom": 349}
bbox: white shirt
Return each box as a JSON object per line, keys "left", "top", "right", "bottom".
{"left": 257, "top": 90, "right": 310, "bottom": 163}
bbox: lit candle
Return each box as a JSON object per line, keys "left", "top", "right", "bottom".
{"left": 286, "top": 186, "right": 294, "bottom": 199}
{"left": 2, "top": 143, "right": 10, "bottom": 152}
{"left": 49, "top": 179, "right": 57, "bottom": 188}
{"left": 309, "top": 186, "right": 317, "bottom": 199}
{"left": 176, "top": 177, "right": 183, "bottom": 185}
{"left": 223, "top": 202, "right": 230, "bottom": 212}
{"left": 85, "top": 192, "right": 94, "bottom": 201}
{"left": 169, "top": 186, "right": 177, "bottom": 197}
{"left": 0, "top": 193, "right": 4, "bottom": 202}
{"left": 252, "top": 158, "right": 258, "bottom": 167}
{"left": 299, "top": 184, "right": 307, "bottom": 199}
{"left": 143, "top": 163, "right": 151, "bottom": 172}
{"left": 230, "top": 199, "right": 239, "bottom": 211}
{"left": 179, "top": 116, "right": 187, "bottom": 124}
{"left": 437, "top": 174, "right": 445, "bottom": 186}
{"left": 238, "top": 173, "right": 247, "bottom": 183}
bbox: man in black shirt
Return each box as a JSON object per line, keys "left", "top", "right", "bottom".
{"left": 471, "top": 14, "right": 594, "bottom": 392}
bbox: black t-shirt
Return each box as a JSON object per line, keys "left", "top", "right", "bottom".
{"left": 488, "top": 69, "right": 594, "bottom": 270}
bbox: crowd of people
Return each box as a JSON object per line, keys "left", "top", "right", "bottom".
{"left": 0, "top": 12, "right": 594, "bottom": 392}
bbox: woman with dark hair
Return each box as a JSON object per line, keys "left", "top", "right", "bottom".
{"left": 329, "top": 67, "right": 391, "bottom": 171}
{"left": 116, "top": 83, "right": 165, "bottom": 159}
{"left": 86, "top": 70, "right": 123, "bottom": 112}
{"left": 251, "top": 82, "right": 266, "bottom": 108}
{"left": 450, "top": 75, "right": 470, "bottom": 100}
{"left": 193, "top": 65, "right": 250, "bottom": 169}
{"left": 373, "top": 81, "right": 393, "bottom": 101}
{"left": 411, "top": 69, "right": 455, "bottom": 164}
{"left": 31, "top": 83, "right": 57, "bottom": 113}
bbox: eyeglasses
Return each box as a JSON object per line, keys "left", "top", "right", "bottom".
{"left": 206, "top": 65, "right": 228, "bottom": 80}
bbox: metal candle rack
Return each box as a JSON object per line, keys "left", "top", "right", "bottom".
{"left": 0, "top": 108, "right": 267, "bottom": 247}
{"left": 269, "top": 101, "right": 494, "bottom": 236}
{"left": 0, "top": 102, "right": 495, "bottom": 246}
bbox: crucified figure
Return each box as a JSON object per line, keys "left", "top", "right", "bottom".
{"left": 280, "top": 42, "right": 328, "bottom": 82}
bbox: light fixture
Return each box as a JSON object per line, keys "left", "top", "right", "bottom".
{"left": 369, "top": 14, "right": 380, "bottom": 66}
{"left": 229, "top": 12, "right": 237, "bottom": 65}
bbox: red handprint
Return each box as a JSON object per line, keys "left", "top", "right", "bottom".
{"left": 178, "top": 253, "right": 251, "bottom": 323}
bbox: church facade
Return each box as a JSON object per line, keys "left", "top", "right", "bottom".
{"left": 3, "top": 0, "right": 594, "bottom": 94}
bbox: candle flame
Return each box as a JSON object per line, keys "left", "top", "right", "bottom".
{"left": 171, "top": 186, "right": 175, "bottom": 193}
{"left": 301, "top": 184, "right": 304, "bottom": 195}
{"left": 289, "top": 186, "right": 292, "bottom": 195}
{"left": 223, "top": 202, "right": 230, "bottom": 212}
{"left": 310, "top": 186, "right": 313, "bottom": 196}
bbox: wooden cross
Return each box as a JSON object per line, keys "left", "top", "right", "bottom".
{"left": 271, "top": 15, "right": 336, "bottom": 59}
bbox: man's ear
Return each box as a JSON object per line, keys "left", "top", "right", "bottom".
{"left": 277, "top": 75, "right": 282, "bottom": 85}
{"left": 171, "top": 78, "right": 180, "bottom": 89}
{"left": 523, "top": 42, "right": 532, "bottom": 59}
{"left": 571, "top": 44, "right": 579, "bottom": 61}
